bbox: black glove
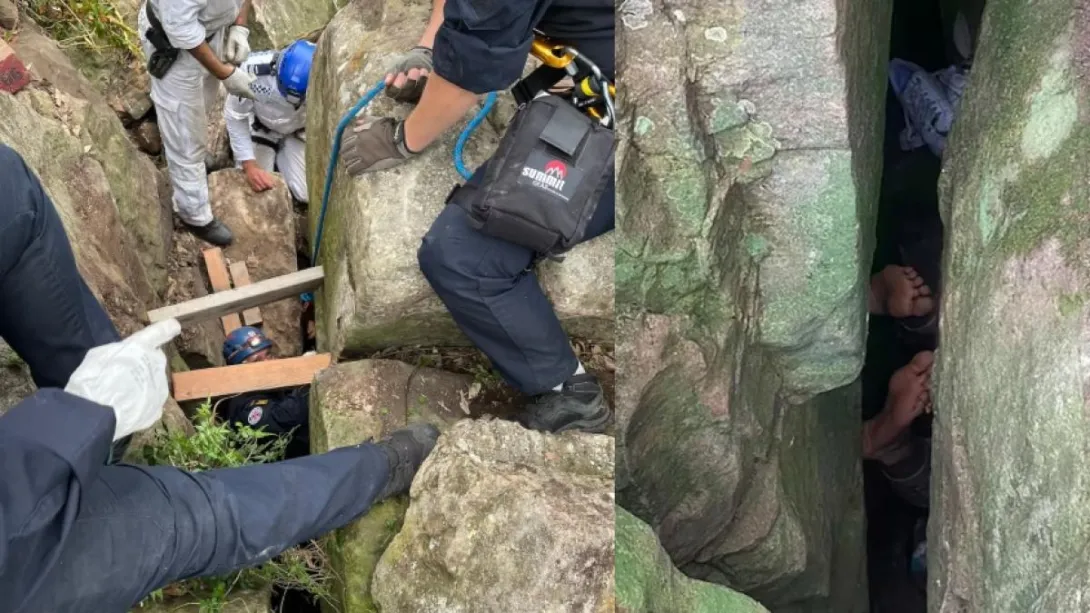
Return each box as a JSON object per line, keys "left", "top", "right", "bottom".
{"left": 384, "top": 46, "right": 433, "bottom": 103}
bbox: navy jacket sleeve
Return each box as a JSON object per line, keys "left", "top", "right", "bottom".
{"left": 0, "top": 389, "right": 115, "bottom": 606}
{"left": 432, "top": 0, "right": 547, "bottom": 94}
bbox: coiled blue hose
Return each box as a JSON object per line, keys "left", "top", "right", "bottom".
{"left": 303, "top": 82, "right": 497, "bottom": 302}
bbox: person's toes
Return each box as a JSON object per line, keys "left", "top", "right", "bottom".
{"left": 883, "top": 265, "right": 916, "bottom": 318}
{"left": 914, "top": 388, "right": 928, "bottom": 413}
{"left": 909, "top": 350, "right": 935, "bottom": 373}
{"left": 913, "top": 295, "right": 936, "bottom": 317}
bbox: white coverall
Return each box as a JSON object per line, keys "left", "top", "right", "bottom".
{"left": 224, "top": 50, "right": 309, "bottom": 203}
{"left": 138, "top": 0, "right": 241, "bottom": 226}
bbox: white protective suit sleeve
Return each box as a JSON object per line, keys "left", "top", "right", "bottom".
{"left": 225, "top": 93, "right": 257, "bottom": 162}
{"left": 156, "top": 0, "right": 208, "bottom": 50}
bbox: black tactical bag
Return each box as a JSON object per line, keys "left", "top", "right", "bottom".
{"left": 450, "top": 92, "right": 615, "bottom": 258}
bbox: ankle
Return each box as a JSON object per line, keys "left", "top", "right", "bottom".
{"left": 550, "top": 362, "right": 587, "bottom": 392}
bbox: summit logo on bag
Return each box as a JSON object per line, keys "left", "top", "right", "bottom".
{"left": 518, "top": 151, "right": 582, "bottom": 201}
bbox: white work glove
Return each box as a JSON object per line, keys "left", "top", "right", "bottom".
{"left": 223, "top": 25, "right": 251, "bottom": 65}
{"left": 64, "top": 319, "right": 182, "bottom": 442}
{"left": 222, "top": 67, "right": 256, "bottom": 100}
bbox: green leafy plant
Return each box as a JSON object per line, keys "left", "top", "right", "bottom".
{"left": 136, "top": 403, "right": 336, "bottom": 612}
{"left": 25, "top": 0, "right": 141, "bottom": 60}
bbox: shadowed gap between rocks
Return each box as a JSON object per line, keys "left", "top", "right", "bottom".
{"left": 861, "top": 0, "right": 983, "bottom": 611}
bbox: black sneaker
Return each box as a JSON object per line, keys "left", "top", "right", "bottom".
{"left": 374, "top": 423, "right": 441, "bottom": 499}
{"left": 520, "top": 373, "right": 611, "bottom": 434}
{"left": 183, "top": 218, "right": 234, "bottom": 246}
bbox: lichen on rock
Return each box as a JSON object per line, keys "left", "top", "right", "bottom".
{"left": 309, "top": 359, "right": 470, "bottom": 612}
{"left": 372, "top": 419, "right": 615, "bottom": 613}
{"left": 615, "top": 0, "right": 887, "bottom": 608}
{"left": 930, "top": 1, "right": 1090, "bottom": 610}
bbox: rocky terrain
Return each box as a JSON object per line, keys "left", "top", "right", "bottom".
{"left": 0, "top": 1, "right": 617, "bottom": 611}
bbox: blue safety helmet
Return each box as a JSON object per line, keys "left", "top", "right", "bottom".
{"left": 223, "top": 326, "right": 273, "bottom": 365}
{"left": 275, "top": 40, "right": 316, "bottom": 105}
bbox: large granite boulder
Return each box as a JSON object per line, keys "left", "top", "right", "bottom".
{"left": 250, "top": 0, "right": 338, "bottom": 50}
{"left": 309, "top": 359, "right": 470, "bottom": 612}
{"left": 306, "top": 0, "right": 614, "bottom": 357}
{"left": 615, "top": 0, "right": 886, "bottom": 609}
{"left": 9, "top": 29, "right": 172, "bottom": 298}
{"left": 930, "top": 1, "right": 1090, "bottom": 611}
{"left": 0, "top": 84, "right": 165, "bottom": 337}
{"left": 616, "top": 506, "right": 770, "bottom": 613}
{"left": 373, "top": 418, "right": 615, "bottom": 613}
{"left": 209, "top": 169, "right": 302, "bottom": 357}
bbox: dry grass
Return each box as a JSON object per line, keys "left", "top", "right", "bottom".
{"left": 25, "top": 0, "right": 141, "bottom": 60}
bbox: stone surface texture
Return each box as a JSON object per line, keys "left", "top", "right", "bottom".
{"left": 250, "top": 0, "right": 338, "bottom": 50}
{"left": 930, "top": 1, "right": 1090, "bottom": 611}
{"left": 0, "top": 341, "right": 35, "bottom": 414}
{"left": 616, "top": 506, "right": 771, "bottom": 613}
{"left": 614, "top": 0, "right": 888, "bottom": 609}
{"left": 0, "top": 85, "right": 166, "bottom": 337}
{"left": 306, "top": 0, "right": 614, "bottom": 357}
{"left": 309, "top": 359, "right": 470, "bottom": 612}
{"left": 372, "top": 418, "right": 615, "bottom": 613}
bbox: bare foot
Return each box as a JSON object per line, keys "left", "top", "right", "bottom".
{"left": 869, "top": 265, "right": 935, "bottom": 318}
{"left": 863, "top": 351, "right": 936, "bottom": 459}
{"left": 885, "top": 351, "right": 935, "bottom": 429}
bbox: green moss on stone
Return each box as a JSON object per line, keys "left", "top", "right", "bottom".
{"left": 616, "top": 506, "right": 770, "bottom": 613}
{"left": 322, "top": 499, "right": 408, "bottom": 613}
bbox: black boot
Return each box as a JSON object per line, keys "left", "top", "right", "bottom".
{"left": 183, "top": 218, "right": 234, "bottom": 246}
{"left": 520, "top": 373, "right": 611, "bottom": 434}
{"left": 374, "top": 423, "right": 441, "bottom": 499}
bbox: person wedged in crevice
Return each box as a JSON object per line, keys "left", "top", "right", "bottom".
{"left": 862, "top": 6, "right": 983, "bottom": 607}
{"left": 215, "top": 326, "right": 310, "bottom": 460}
{"left": 0, "top": 143, "right": 439, "bottom": 613}
{"left": 336, "top": 0, "right": 615, "bottom": 434}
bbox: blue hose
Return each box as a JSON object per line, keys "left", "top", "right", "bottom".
{"left": 454, "top": 92, "right": 497, "bottom": 179}
{"left": 308, "top": 84, "right": 497, "bottom": 277}
{"left": 310, "top": 79, "right": 386, "bottom": 268}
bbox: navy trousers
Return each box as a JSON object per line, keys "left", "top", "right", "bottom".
{"left": 418, "top": 165, "right": 615, "bottom": 396}
{"left": 0, "top": 145, "right": 392, "bottom": 612}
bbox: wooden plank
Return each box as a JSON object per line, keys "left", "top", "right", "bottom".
{"left": 172, "top": 353, "right": 333, "bottom": 401}
{"left": 202, "top": 248, "right": 242, "bottom": 334}
{"left": 0, "top": 41, "right": 30, "bottom": 95}
{"left": 148, "top": 267, "right": 324, "bottom": 325}
{"left": 228, "top": 261, "right": 263, "bottom": 326}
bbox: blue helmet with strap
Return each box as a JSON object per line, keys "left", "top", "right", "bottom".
{"left": 275, "top": 40, "right": 316, "bottom": 105}
{"left": 223, "top": 326, "right": 273, "bottom": 365}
